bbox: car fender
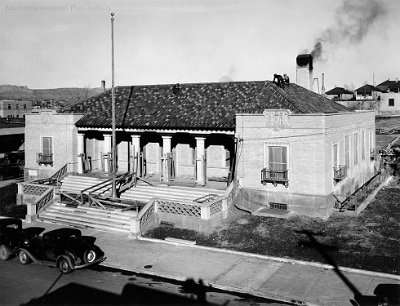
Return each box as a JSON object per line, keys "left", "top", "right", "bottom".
{"left": 17, "top": 248, "right": 39, "bottom": 263}
{"left": 56, "top": 254, "right": 75, "bottom": 270}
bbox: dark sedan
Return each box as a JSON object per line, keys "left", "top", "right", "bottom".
{"left": 17, "top": 228, "right": 106, "bottom": 273}
{"left": 0, "top": 218, "right": 43, "bottom": 260}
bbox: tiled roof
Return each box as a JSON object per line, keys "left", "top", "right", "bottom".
{"left": 388, "top": 81, "right": 400, "bottom": 92}
{"left": 66, "top": 81, "right": 351, "bottom": 130}
{"left": 355, "top": 84, "right": 383, "bottom": 94}
{"left": 378, "top": 80, "right": 393, "bottom": 87}
{"left": 377, "top": 79, "right": 400, "bottom": 92}
{"left": 325, "top": 87, "right": 353, "bottom": 95}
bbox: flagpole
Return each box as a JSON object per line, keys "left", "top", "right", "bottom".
{"left": 111, "top": 12, "right": 117, "bottom": 198}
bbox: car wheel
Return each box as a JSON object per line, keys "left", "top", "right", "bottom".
{"left": 18, "top": 250, "right": 32, "bottom": 265}
{"left": 57, "top": 257, "right": 72, "bottom": 274}
{"left": 0, "top": 245, "right": 11, "bottom": 261}
{"left": 83, "top": 249, "right": 97, "bottom": 264}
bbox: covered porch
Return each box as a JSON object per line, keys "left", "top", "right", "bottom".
{"left": 76, "top": 128, "right": 235, "bottom": 188}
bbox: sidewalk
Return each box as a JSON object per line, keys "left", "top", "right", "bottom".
{"left": 22, "top": 220, "right": 400, "bottom": 306}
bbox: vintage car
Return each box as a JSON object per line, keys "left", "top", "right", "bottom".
{"left": 0, "top": 164, "right": 24, "bottom": 181}
{"left": 17, "top": 228, "right": 106, "bottom": 273}
{"left": 0, "top": 218, "right": 44, "bottom": 260}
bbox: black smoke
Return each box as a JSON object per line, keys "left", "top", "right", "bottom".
{"left": 310, "top": 0, "right": 387, "bottom": 61}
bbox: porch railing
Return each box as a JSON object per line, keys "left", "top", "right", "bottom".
{"left": 134, "top": 195, "right": 227, "bottom": 236}
{"left": 333, "top": 165, "right": 347, "bottom": 182}
{"left": 58, "top": 172, "right": 137, "bottom": 210}
{"left": 333, "top": 168, "right": 390, "bottom": 214}
{"left": 261, "top": 168, "right": 289, "bottom": 187}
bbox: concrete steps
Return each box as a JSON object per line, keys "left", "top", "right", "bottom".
{"left": 42, "top": 174, "right": 227, "bottom": 233}
{"left": 60, "top": 175, "right": 110, "bottom": 195}
{"left": 120, "top": 183, "right": 225, "bottom": 203}
{"left": 38, "top": 203, "right": 136, "bottom": 233}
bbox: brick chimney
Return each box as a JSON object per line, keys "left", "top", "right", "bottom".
{"left": 296, "top": 54, "right": 313, "bottom": 91}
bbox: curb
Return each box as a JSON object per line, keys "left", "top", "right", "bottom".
{"left": 137, "top": 236, "right": 400, "bottom": 281}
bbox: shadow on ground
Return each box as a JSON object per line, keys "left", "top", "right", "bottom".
{"left": 298, "top": 230, "right": 400, "bottom": 306}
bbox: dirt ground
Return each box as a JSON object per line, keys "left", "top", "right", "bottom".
{"left": 145, "top": 178, "right": 400, "bottom": 275}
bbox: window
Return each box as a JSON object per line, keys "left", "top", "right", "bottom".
{"left": 333, "top": 143, "right": 346, "bottom": 182}
{"left": 354, "top": 133, "right": 359, "bottom": 165}
{"left": 16, "top": 104, "right": 19, "bottom": 109}
{"left": 361, "top": 131, "right": 365, "bottom": 160}
{"left": 225, "top": 148, "right": 230, "bottom": 168}
{"left": 24, "top": 104, "right": 27, "bottom": 109}
{"left": 37, "top": 137, "right": 53, "bottom": 165}
{"left": 261, "top": 145, "right": 289, "bottom": 187}
{"left": 389, "top": 98, "right": 395, "bottom": 107}
{"left": 268, "top": 146, "right": 287, "bottom": 172}
{"left": 345, "top": 136, "right": 350, "bottom": 168}
{"left": 369, "top": 132, "right": 374, "bottom": 152}
{"left": 333, "top": 143, "right": 339, "bottom": 168}
{"left": 8, "top": 104, "right": 11, "bottom": 109}
{"left": 43, "top": 137, "right": 52, "bottom": 156}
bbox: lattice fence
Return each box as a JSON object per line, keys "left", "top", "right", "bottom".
{"left": 140, "top": 202, "right": 155, "bottom": 229}
{"left": 23, "top": 184, "right": 50, "bottom": 196}
{"left": 210, "top": 199, "right": 223, "bottom": 216}
{"left": 51, "top": 163, "right": 68, "bottom": 181}
{"left": 157, "top": 200, "right": 201, "bottom": 218}
{"left": 36, "top": 188, "right": 54, "bottom": 213}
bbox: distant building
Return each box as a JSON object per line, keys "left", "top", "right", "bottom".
{"left": 329, "top": 84, "right": 381, "bottom": 113}
{"left": 325, "top": 87, "right": 354, "bottom": 101}
{"left": 355, "top": 84, "right": 382, "bottom": 101}
{"left": 376, "top": 79, "right": 400, "bottom": 116}
{"left": 0, "top": 100, "right": 33, "bottom": 118}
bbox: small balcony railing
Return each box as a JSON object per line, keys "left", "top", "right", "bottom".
{"left": 333, "top": 165, "right": 347, "bottom": 182}
{"left": 37, "top": 153, "right": 53, "bottom": 166}
{"left": 261, "top": 168, "right": 289, "bottom": 188}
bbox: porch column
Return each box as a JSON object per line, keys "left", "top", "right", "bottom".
{"left": 162, "top": 135, "right": 172, "bottom": 181}
{"left": 195, "top": 136, "right": 206, "bottom": 185}
{"left": 131, "top": 134, "right": 141, "bottom": 175}
{"left": 103, "top": 134, "right": 112, "bottom": 172}
{"left": 77, "top": 133, "right": 85, "bottom": 174}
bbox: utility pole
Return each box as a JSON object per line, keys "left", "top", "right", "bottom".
{"left": 111, "top": 12, "right": 117, "bottom": 198}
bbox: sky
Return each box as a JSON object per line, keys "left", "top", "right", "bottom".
{"left": 0, "top": 0, "right": 399, "bottom": 91}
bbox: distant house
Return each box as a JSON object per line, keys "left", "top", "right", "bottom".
{"left": 0, "top": 100, "right": 32, "bottom": 118}
{"left": 325, "top": 87, "right": 354, "bottom": 101}
{"left": 355, "top": 84, "right": 382, "bottom": 101}
{"left": 376, "top": 79, "right": 400, "bottom": 115}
